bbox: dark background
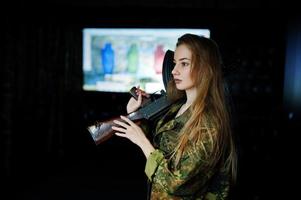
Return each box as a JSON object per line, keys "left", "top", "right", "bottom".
{"left": 1, "top": 1, "right": 300, "bottom": 199}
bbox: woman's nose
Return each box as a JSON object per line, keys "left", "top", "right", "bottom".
{"left": 172, "top": 65, "right": 179, "bottom": 75}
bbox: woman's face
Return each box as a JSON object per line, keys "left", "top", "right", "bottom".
{"left": 172, "top": 44, "right": 195, "bottom": 91}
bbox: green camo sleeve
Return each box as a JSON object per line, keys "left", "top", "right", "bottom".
{"left": 145, "top": 149, "right": 164, "bottom": 181}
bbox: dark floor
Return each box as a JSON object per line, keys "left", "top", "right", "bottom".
{"left": 3, "top": 133, "right": 295, "bottom": 200}
{"left": 4, "top": 137, "right": 147, "bottom": 200}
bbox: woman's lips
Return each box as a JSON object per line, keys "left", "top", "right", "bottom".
{"left": 174, "top": 79, "right": 182, "bottom": 84}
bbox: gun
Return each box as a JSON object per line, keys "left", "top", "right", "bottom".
{"left": 87, "top": 87, "right": 174, "bottom": 145}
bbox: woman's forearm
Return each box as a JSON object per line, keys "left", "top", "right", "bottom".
{"left": 139, "top": 137, "right": 155, "bottom": 158}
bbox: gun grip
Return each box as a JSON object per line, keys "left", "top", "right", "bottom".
{"left": 129, "top": 86, "right": 152, "bottom": 107}
{"left": 129, "top": 86, "right": 139, "bottom": 100}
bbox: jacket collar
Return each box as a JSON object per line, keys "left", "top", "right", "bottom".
{"left": 155, "top": 99, "right": 190, "bottom": 136}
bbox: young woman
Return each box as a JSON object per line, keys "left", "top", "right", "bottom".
{"left": 112, "top": 33, "right": 237, "bottom": 199}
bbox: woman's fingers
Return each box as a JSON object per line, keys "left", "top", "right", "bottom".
{"left": 115, "top": 132, "right": 127, "bottom": 138}
{"left": 135, "top": 87, "right": 150, "bottom": 98}
{"left": 112, "top": 117, "right": 136, "bottom": 134}
{"left": 137, "top": 93, "right": 142, "bottom": 104}
{"left": 113, "top": 115, "right": 147, "bottom": 147}
{"left": 113, "top": 119, "right": 129, "bottom": 129}
{"left": 111, "top": 126, "right": 126, "bottom": 133}
{"left": 120, "top": 115, "right": 136, "bottom": 126}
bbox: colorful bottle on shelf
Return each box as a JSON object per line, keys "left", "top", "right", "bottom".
{"left": 127, "top": 44, "right": 139, "bottom": 73}
{"left": 154, "top": 45, "right": 165, "bottom": 74}
{"left": 101, "top": 43, "right": 115, "bottom": 74}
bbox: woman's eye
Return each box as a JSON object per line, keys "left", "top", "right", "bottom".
{"left": 181, "top": 62, "right": 189, "bottom": 67}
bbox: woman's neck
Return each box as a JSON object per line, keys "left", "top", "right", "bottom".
{"left": 185, "top": 87, "right": 197, "bottom": 106}
{"left": 175, "top": 87, "right": 197, "bottom": 118}
{"left": 175, "top": 87, "right": 196, "bottom": 118}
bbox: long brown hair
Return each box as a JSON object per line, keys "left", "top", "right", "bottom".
{"left": 167, "top": 34, "right": 237, "bottom": 183}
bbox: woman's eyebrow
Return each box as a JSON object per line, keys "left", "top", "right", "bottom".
{"left": 173, "top": 58, "right": 191, "bottom": 62}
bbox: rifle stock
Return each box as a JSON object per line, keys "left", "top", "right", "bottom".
{"left": 87, "top": 111, "right": 144, "bottom": 145}
{"left": 87, "top": 91, "right": 175, "bottom": 145}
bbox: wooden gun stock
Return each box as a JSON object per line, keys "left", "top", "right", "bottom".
{"left": 87, "top": 111, "right": 143, "bottom": 145}
{"left": 87, "top": 91, "right": 174, "bottom": 145}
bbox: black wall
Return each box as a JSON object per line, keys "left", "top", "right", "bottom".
{"left": 1, "top": 2, "right": 300, "bottom": 199}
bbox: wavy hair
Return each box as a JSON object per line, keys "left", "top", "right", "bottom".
{"left": 167, "top": 34, "right": 237, "bottom": 183}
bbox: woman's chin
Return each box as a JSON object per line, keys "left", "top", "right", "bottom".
{"left": 175, "top": 86, "right": 185, "bottom": 90}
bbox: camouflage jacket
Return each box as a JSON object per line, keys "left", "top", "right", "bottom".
{"left": 144, "top": 101, "right": 230, "bottom": 200}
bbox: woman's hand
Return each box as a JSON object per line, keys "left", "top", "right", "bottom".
{"left": 126, "top": 87, "right": 150, "bottom": 114}
{"left": 112, "top": 115, "right": 155, "bottom": 158}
